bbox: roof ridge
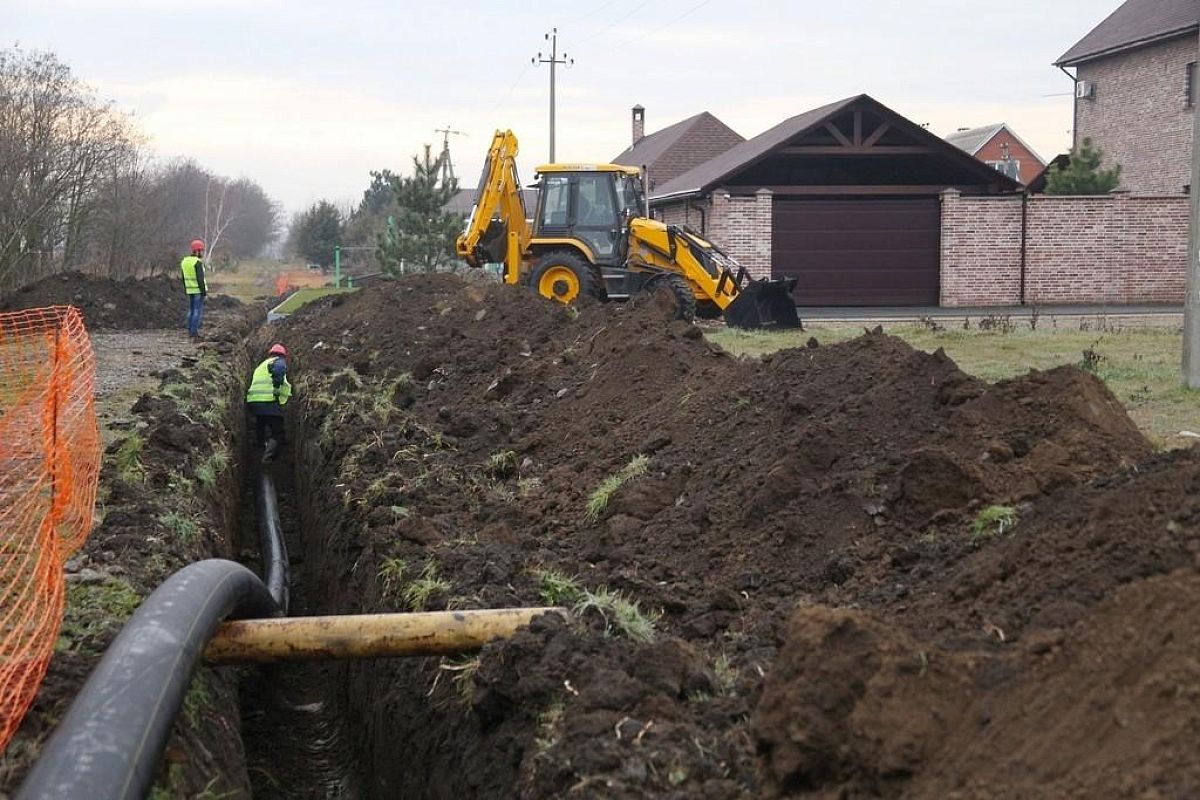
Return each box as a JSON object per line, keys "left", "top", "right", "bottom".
{"left": 1057, "top": 0, "right": 1199, "bottom": 66}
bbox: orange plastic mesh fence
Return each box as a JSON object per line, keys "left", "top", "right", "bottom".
{"left": 0, "top": 306, "right": 100, "bottom": 751}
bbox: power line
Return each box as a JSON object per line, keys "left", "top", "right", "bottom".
{"left": 605, "top": 0, "right": 716, "bottom": 54}
{"left": 483, "top": 62, "right": 532, "bottom": 117}
{"left": 571, "top": 0, "right": 623, "bottom": 26}
{"left": 575, "top": 0, "right": 655, "bottom": 45}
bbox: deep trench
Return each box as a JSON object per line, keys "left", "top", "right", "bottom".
{"left": 232, "top": 433, "right": 363, "bottom": 797}
{"left": 223, "top": 341, "right": 512, "bottom": 799}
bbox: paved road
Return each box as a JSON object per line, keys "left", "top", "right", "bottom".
{"left": 800, "top": 304, "right": 1184, "bottom": 325}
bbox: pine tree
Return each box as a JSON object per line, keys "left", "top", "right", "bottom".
{"left": 1044, "top": 138, "right": 1122, "bottom": 195}
{"left": 376, "top": 146, "right": 461, "bottom": 275}
{"left": 289, "top": 201, "right": 342, "bottom": 266}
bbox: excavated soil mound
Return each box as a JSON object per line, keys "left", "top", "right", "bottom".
{"left": 280, "top": 275, "right": 1198, "bottom": 798}
{"left": 1, "top": 272, "right": 238, "bottom": 329}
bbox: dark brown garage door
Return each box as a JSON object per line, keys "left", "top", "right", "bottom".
{"left": 772, "top": 198, "right": 940, "bottom": 306}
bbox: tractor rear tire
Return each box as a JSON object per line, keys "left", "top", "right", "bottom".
{"left": 528, "top": 250, "right": 606, "bottom": 304}
{"left": 644, "top": 273, "right": 696, "bottom": 322}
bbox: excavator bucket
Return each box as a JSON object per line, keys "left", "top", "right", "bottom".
{"left": 724, "top": 278, "right": 801, "bottom": 329}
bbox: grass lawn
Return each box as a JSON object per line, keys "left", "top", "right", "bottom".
{"left": 207, "top": 258, "right": 303, "bottom": 304}
{"left": 709, "top": 321, "right": 1197, "bottom": 450}
{"left": 270, "top": 287, "right": 358, "bottom": 315}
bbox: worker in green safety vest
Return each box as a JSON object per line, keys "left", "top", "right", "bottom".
{"left": 180, "top": 239, "right": 208, "bottom": 340}
{"left": 246, "top": 343, "right": 292, "bottom": 462}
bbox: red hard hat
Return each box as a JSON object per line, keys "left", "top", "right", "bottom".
{"left": 268, "top": 343, "right": 287, "bottom": 357}
{"left": 190, "top": 239, "right": 205, "bottom": 252}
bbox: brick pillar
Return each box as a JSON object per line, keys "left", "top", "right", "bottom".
{"left": 753, "top": 188, "right": 773, "bottom": 280}
{"left": 939, "top": 189, "right": 961, "bottom": 306}
{"left": 708, "top": 190, "right": 730, "bottom": 249}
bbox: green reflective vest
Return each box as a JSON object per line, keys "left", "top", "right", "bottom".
{"left": 245, "top": 357, "right": 292, "bottom": 405}
{"left": 180, "top": 256, "right": 202, "bottom": 295}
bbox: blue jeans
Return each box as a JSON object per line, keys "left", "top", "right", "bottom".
{"left": 187, "top": 294, "right": 205, "bottom": 337}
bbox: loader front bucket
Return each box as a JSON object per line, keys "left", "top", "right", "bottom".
{"left": 724, "top": 278, "right": 801, "bottom": 329}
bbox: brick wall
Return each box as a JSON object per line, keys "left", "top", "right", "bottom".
{"left": 657, "top": 190, "right": 773, "bottom": 279}
{"left": 707, "top": 190, "right": 773, "bottom": 279}
{"left": 1076, "top": 35, "right": 1197, "bottom": 195}
{"left": 940, "top": 192, "right": 1024, "bottom": 305}
{"left": 940, "top": 189, "right": 1187, "bottom": 306}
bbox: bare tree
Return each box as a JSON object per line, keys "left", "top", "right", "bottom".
{"left": 0, "top": 48, "right": 139, "bottom": 290}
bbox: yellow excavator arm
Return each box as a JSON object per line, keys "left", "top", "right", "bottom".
{"left": 627, "top": 219, "right": 799, "bottom": 328}
{"left": 455, "top": 130, "right": 530, "bottom": 285}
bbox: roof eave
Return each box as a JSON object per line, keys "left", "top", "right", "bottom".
{"left": 649, "top": 188, "right": 703, "bottom": 204}
{"left": 1056, "top": 24, "right": 1198, "bottom": 67}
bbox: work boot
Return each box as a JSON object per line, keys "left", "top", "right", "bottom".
{"left": 263, "top": 438, "right": 279, "bottom": 463}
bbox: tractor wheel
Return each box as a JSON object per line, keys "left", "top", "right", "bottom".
{"left": 643, "top": 273, "right": 696, "bottom": 322}
{"left": 528, "top": 250, "right": 605, "bottom": 304}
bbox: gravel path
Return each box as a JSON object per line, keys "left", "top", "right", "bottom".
{"left": 89, "top": 329, "right": 195, "bottom": 443}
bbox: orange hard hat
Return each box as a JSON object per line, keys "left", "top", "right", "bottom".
{"left": 268, "top": 343, "right": 287, "bottom": 357}
{"left": 190, "top": 239, "right": 204, "bottom": 252}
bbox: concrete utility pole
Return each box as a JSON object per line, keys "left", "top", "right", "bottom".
{"left": 533, "top": 27, "right": 572, "bottom": 163}
{"left": 1187, "top": 26, "right": 1200, "bottom": 388}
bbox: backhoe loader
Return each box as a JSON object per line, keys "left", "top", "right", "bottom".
{"left": 455, "top": 130, "right": 800, "bottom": 329}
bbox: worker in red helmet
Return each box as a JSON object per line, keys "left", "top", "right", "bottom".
{"left": 245, "top": 343, "right": 292, "bottom": 462}
{"left": 180, "top": 239, "right": 208, "bottom": 340}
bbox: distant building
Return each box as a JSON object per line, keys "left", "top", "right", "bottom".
{"left": 611, "top": 106, "right": 744, "bottom": 190}
{"left": 445, "top": 188, "right": 536, "bottom": 219}
{"left": 649, "top": 94, "right": 1019, "bottom": 306}
{"left": 946, "top": 124, "right": 1046, "bottom": 185}
{"left": 1056, "top": 0, "right": 1198, "bottom": 194}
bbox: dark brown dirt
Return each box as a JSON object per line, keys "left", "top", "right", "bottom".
{"left": 277, "top": 274, "right": 1198, "bottom": 798}
{"left": 0, "top": 271, "right": 239, "bottom": 330}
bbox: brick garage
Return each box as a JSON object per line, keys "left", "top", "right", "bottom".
{"left": 940, "top": 190, "right": 1187, "bottom": 306}
{"left": 651, "top": 95, "right": 1017, "bottom": 306}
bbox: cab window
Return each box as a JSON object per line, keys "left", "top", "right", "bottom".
{"left": 540, "top": 175, "right": 570, "bottom": 229}
{"left": 576, "top": 174, "right": 617, "bottom": 226}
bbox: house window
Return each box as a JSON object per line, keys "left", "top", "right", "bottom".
{"left": 1188, "top": 62, "right": 1197, "bottom": 108}
{"left": 986, "top": 159, "right": 1021, "bottom": 180}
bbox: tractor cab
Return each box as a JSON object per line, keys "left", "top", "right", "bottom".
{"left": 531, "top": 164, "right": 646, "bottom": 269}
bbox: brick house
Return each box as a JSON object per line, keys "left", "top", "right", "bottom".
{"left": 611, "top": 106, "right": 744, "bottom": 190}
{"left": 945, "top": 124, "right": 1046, "bottom": 185}
{"left": 648, "top": 94, "right": 1018, "bottom": 306}
{"left": 1056, "top": 0, "right": 1199, "bottom": 195}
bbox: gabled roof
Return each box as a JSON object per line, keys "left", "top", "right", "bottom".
{"left": 445, "top": 187, "right": 536, "bottom": 217}
{"left": 946, "top": 124, "right": 1006, "bottom": 156}
{"left": 652, "top": 94, "right": 1021, "bottom": 201}
{"left": 1057, "top": 0, "right": 1198, "bottom": 66}
{"left": 946, "top": 123, "right": 1046, "bottom": 165}
{"left": 612, "top": 111, "right": 744, "bottom": 185}
{"left": 651, "top": 97, "right": 858, "bottom": 199}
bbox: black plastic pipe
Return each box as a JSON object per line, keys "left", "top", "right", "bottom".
{"left": 258, "top": 471, "right": 290, "bottom": 614}
{"left": 16, "top": 560, "right": 280, "bottom": 800}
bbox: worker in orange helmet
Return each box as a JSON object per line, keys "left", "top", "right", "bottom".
{"left": 245, "top": 343, "right": 292, "bottom": 462}
{"left": 180, "top": 239, "right": 208, "bottom": 340}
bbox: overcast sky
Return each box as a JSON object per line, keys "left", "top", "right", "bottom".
{"left": 6, "top": 0, "right": 1114, "bottom": 215}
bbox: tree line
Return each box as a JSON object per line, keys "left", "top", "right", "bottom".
{"left": 287, "top": 144, "right": 464, "bottom": 275}
{"left": 0, "top": 47, "right": 280, "bottom": 293}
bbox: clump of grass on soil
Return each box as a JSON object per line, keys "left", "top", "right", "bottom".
{"left": 971, "top": 504, "right": 1018, "bottom": 544}
{"left": 573, "top": 586, "right": 658, "bottom": 643}
{"left": 584, "top": 454, "right": 650, "bottom": 522}
{"left": 114, "top": 433, "right": 145, "bottom": 484}
{"left": 533, "top": 569, "right": 584, "bottom": 606}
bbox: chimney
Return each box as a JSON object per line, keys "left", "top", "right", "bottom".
{"left": 632, "top": 105, "right": 645, "bottom": 145}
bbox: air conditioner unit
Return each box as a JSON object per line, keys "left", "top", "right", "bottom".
{"left": 1076, "top": 80, "right": 1095, "bottom": 99}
